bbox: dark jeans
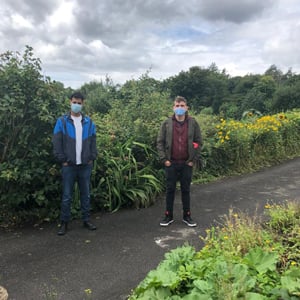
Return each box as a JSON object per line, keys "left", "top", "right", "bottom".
{"left": 165, "top": 163, "right": 193, "bottom": 214}
{"left": 60, "top": 164, "right": 92, "bottom": 222}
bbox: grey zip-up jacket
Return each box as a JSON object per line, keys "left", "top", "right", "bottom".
{"left": 157, "top": 115, "right": 202, "bottom": 164}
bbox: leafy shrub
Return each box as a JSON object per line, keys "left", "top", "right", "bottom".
{"left": 129, "top": 202, "right": 300, "bottom": 299}
{"left": 91, "top": 140, "right": 164, "bottom": 212}
{"left": 204, "top": 111, "right": 300, "bottom": 176}
{"left": 0, "top": 46, "right": 66, "bottom": 224}
{"left": 1, "top": 47, "right": 300, "bottom": 226}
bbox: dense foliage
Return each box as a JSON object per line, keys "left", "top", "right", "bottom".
{"left": 0, "top": 46, "right": 67, "bottom": 223}
{"left": 199, "top": 111, "right": 300, "bottom": 178}
{"left": 1, "top": 47, "right": 300, "bottom": 226}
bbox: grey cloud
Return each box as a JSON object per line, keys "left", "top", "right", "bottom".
{"left": 3, "top": 0, "right": 61, "bottom": 23}
{"left": 0, "top": 0, "right": 298, "bottom": 88}
{"left": 196, "top": 0, "right": 276, "bottom": 23}
{"left": 72, "top": 0, "right": 187, "bottom": 46}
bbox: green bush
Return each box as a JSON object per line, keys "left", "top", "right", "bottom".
{"left": 91, "top": 140, "right": 164, "bottom": 212}
{"left": 129, "top": 202, "right": 300, "bottom": 299}
{"left": 0, "top": 46, "right": 66, "bottom": 224}
{"left": 1, "top": 48, "right": 300, "bottom": 226}
{"left": 198, "top": 111, "right": 300, "bottom": 178}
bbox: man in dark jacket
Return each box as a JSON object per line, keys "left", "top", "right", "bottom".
{"left": 157, "top": 96, "right": 202, "bottom": 227}
{"left": 53, "top": 92, "right": 97, "bottom": 235}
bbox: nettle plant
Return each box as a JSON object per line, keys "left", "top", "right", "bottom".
{"left": 129, "top": 202, "right": 300, "bottom": 300}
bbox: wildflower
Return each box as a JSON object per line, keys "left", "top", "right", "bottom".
{"left": 85, "top": 289, "right": 92, "bottom": 295}
{"left": 291, "top": 261, "right": 297, "bottom": 266}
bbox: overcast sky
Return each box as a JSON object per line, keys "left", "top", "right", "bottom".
{"left": 1, "top": 0, "right": 299, "bottom": 88}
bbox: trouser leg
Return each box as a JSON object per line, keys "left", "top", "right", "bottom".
{"left": 61, "top": 165, "right": 76, "bottom": 222}
{"left": 165, "top": 164, "right": 177, "bottom": 214}
{"left": 179, "top": 164, "right": 193, "bottom": 213}
{"left": 77, "top": 164, "right": 92, "bottom": 222}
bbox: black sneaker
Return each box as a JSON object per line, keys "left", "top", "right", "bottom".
{"left": 57, "top": 222, "right": 68, "bottom": 235}
{"left": 183, "top": 213, "right": 197, "bottom": 227}
{"left": 83, "top": 221, "right": 97, "bottom": 230}
{"left": 160, "top": 212, "right": 174, "bottom": 226}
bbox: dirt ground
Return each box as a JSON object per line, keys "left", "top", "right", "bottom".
{"left": 1, "top": 157, "right": 300, "bottom": 300}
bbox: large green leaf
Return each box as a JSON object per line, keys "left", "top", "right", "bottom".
{"left": 243, "top": 247, "right": 278, "bottom": 273}
{"left": 245, "top": 292, "right": 268, "bottom": 300}
{"left": 281, "top": 269, "right": 300, "bottom": 295}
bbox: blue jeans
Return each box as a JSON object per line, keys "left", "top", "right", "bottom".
{"left": 165, "top": 163, "right": 193, "bottom": 213}
{"left": 60, "top": 164, "right": 92, "bottom": 222}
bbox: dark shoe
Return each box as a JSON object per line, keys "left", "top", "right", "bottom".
{"left": 160, "top": 211, "right": 174, "bottom": 226}
{"left": 183, "top": 212, "right": 197, "bottom": 227}
{"left": 83, "top": 221, "right": 97, "bottom": 230}
{"left": 57, "top": 222, "right": 67, "bottom": 235}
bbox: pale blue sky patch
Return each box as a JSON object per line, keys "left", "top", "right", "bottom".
{"left": 157, "top": 25, "right": 207, "bottom": 40}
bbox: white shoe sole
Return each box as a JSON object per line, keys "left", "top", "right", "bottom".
{"left": 160, "top": 219, "right": 174, "bottom": 226}
{"left": 183, "top": 220, "right": 197, "bottom": 227}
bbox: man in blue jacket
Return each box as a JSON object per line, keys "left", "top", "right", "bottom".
{"left": 53, "top": 92, "right": 97, "bottom": 235}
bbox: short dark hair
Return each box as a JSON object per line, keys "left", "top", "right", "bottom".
{"left": 174, "top": 96, "right": 187, "bottom": 104}
{"left": 70, "top": 92, "right": 85, "bottom": 101}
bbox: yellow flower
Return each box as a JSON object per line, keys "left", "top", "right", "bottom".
{"left": 84, "top": 289, "right": 92, "bottom": 295}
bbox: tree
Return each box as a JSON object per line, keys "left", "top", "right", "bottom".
{"left": 240, "top": 76, "right": 276, "bottom": 114}
{"left": 164, "top": 65, "right": 229, "bottom": 113}
{"left": 80, "top": 77, "right": 119, "bottom": 114}
{"left": 264, "top": 65, "right": 283, "bottom": 84}
{"left": 271, "top": 82, "right": 300, "bottom": 112}
{"left": 0, "top": 46, "right": 65, "bottom": 222}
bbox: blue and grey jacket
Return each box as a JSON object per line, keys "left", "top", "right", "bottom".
{"left": 52, "top": 113, "right": 97, "bottom": 165}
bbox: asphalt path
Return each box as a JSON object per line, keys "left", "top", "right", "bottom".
{"left": 1, "top": 157, "right": 300, "bottom": 300}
